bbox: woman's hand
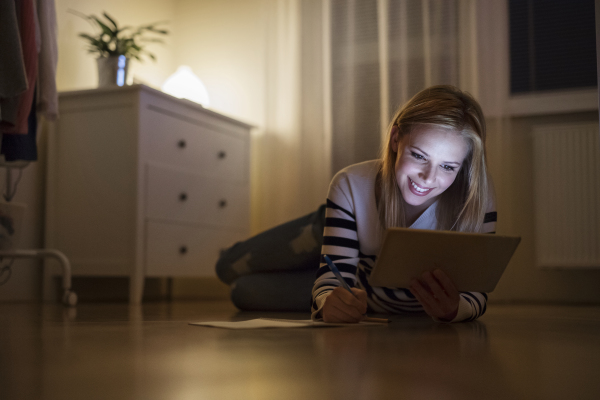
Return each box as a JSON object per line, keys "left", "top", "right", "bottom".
{"left": 410, "top": 269, "right": 459, "bottom": 322}
{"left": 322, "top": 287, "right": 368, "bottom": 323}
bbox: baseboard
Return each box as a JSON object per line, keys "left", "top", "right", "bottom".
{"left": 51, "top": 276, "right": 170, "bottom": 303}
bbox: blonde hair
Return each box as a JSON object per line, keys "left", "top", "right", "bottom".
{"left": 378, "top": 85, "right": 489, "bottom": 232}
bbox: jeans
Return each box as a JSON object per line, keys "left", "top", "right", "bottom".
{"left": 216, "top": 204, "right": 327, "bottom": 311}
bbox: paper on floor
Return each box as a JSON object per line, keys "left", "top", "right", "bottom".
{"left": 189, "top": 318, "right": 385, "bottom": 329}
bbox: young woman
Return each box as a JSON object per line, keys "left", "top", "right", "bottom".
{"left": 216, "top": 85, "right": 496, "bottom": 323}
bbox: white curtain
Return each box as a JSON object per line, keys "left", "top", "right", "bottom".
{"left": 251, "top": 0, "right": 332, "bottom": 233}
{"left": 329, "top": 0, "right": 479, "bottom": 173}
{"left": 253, "top": 0, "right": 478, "bottom": 232}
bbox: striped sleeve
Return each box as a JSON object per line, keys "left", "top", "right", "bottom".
{"left": 446, "top": 292, "right": 488, "bottom": 322}
{"left": 311, "top": 174, "right": 361, "bottom": 319}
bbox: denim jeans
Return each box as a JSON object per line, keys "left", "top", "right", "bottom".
{"left": 216, "top": 204, "right": 326, "bottom": 311}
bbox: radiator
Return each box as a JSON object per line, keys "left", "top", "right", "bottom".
{"left": 532, "top": 123, "right": 600, "bottom": 268}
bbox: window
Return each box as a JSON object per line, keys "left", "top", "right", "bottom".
{"left": 509, "top": 0, "right": 597, "bottom": 94}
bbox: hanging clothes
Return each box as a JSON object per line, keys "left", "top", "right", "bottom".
{"left": 0, "top": 0, "right": 56, "bottom": 162}
{"left": 0, "top": 0, "right": 28, "bottom": 127}
{"left": 1, "top": 87, "right": 38, "bottom": 162}
{"left": 36, "top": 0, "right": 58, "bottom": 120}
{"left": 1, "top": 0, "right": 39, "bottom": 134}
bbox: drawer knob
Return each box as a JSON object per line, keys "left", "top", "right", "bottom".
{"left": 178, "top": 140, "right": 187, "bottom": 149}
{"left": 179, "top": 192, "right": 188, "bottom": 202}
{"left": 218, "top": 151, "right": 226, "bottom": 159}
{"left": 218, "top": 199, "right": 227, "bottom": 208}
{"left": 179, "top": 246, "right": 188, "bottom": 255}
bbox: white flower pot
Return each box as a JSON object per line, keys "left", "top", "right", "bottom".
{"left": 96, "top": 55, "right": 131, "bottom": 87}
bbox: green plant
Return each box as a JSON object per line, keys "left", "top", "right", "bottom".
{"left": 70, "top": 10, "right": 168, "bottom": 61}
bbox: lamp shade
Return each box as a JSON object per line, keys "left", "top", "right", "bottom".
{"left": 161, "top": 66, "right": 210, "bottom": 107}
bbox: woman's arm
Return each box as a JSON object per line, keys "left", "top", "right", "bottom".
{"left": 311, "top": 173, "right": 364, "bottom": 321}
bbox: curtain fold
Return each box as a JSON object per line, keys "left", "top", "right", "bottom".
{"left": 330, "top": 0, "right": 478, "bottom": 173}
{"left": 253, "top": 0, "right": 478, "bottom": 233}
{"left": 251, "top": 0, "right": 331, "bottom": 234}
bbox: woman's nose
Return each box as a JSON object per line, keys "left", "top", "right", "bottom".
{"left": 419, "top": 165, "right": 436, "bottom": 184}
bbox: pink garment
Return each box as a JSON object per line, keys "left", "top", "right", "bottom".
{"left": 2, "top": 0, "right": 38, "bottom": 134}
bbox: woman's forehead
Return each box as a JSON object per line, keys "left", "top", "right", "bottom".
{"left": 404, "top": 125, "right": 469, "bottom": 159}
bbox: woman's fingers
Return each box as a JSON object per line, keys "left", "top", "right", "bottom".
{"left": 327, "top": 299, "right": 363, "bottom": 322}
{"left": 350, "top": 288, "right": 368, "bottom": 314}
{"left": 333, "top": 287, "right": 367, "bottom": 315}
{"left": 409, "top": 279, "right": 437, "bottom": 314}
{"left": 322, "top": 287, "right": 367, "bottom": 323}
{"left": 432, "top": 269, "right": 459, "bottom": 298}
{"left": 421, "top": 271, "right": 449, "bottom": 301}
{"left": 324, "top": 300, "right": 362, "bottom": 322}
{"left": 410, "top": 269, "right": 460, "bottom": 321}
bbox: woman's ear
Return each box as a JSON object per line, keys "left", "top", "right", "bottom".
{"left": 390, "top": 125, "right": 400, "bottom": 152}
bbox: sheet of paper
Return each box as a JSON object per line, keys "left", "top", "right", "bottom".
{"left": 189, "top": 318, "right": 385, "bottom": 329}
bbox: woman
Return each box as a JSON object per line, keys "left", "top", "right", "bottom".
{"left": 217, "top": 85, "right": 496, "bottom": 323}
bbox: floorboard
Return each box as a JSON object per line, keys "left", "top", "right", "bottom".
{"left": 1, "top": 301, "right": 599, "bottom": 400}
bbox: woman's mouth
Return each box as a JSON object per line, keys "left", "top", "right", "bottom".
{"left": 408, "top": 178, "right": 433, "bottom": 196}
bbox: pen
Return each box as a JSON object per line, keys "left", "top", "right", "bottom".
{"left": 323, "top": 255, "right": 389, "bottom": 324}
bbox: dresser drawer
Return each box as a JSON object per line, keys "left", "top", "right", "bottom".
{"left": 146, "top": 163, "right": 249, "bottom": 229}
{"left": 145, "top": 108, "right": 248, "bottom": 181}
{"left": 145, "top": 221, "right": 247, "bottom": 276}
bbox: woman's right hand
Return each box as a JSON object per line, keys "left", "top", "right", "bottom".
{"left": 322, "top": 286, "right": 368, "bottom": 323}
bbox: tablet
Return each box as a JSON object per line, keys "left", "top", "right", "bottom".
{"left": 368, "top": 228, "right": 521, "bottom": 293}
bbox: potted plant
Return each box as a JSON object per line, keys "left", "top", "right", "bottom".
{"left": 70, "top": 10, "right": 168, "bottom": 87}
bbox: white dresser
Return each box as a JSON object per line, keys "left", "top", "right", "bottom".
{"left": 44, "top": 85, "right": 252, "bottom": 303}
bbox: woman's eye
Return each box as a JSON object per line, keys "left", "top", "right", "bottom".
{"left": 441, "top": 165, "right": 455, "bottom": 172}
{"left": 411, "top": 152, "right": 424, "bottom": 160}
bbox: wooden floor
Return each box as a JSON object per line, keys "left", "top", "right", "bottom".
{"left": 1, "top": 301, "right": 600, "bottom": 400}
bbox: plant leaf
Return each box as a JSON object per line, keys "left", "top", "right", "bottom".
{"left": 102, "top": 12, "right": 119, "bottom": 30}
{"left": 90, "top": 15, "right": 117, "bottom": 38}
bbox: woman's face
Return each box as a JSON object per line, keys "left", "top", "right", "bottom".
{"left": 392, "top": 125, "right": 469, "bottom": 212}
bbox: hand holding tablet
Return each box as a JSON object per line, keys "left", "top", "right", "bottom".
{"left": 368, "top": 228, "right": 521, "bottom": 293}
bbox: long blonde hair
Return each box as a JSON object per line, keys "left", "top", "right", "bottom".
{"left": 378, "top": 85, "right": 489, "bottom": 232}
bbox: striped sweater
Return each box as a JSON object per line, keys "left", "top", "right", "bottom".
{"left": 311, "top": 160, "right": 493, "bottom": 323}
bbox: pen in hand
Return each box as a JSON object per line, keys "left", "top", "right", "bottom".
{"left": 323, "top": 255, "right": 389, "bottom": 324}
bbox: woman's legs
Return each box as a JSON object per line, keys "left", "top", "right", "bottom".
{"left": 216, "top": 204, "right": 326, "bottom": 311}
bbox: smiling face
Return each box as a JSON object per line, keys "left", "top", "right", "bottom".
{"left": 392, "top": 124, "right": 470, "bottom": 215}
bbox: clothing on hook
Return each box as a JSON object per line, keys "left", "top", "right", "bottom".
{"left": 1, "top": 0, "right": 39, "bottom": 134}
{"left": 1, "top": 86, "right": 38, "bottom": 162}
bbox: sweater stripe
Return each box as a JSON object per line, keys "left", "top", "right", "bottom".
{"left": 326, "top": 217, "right": 357, "bottom": 230}
{"left": 312, "top": 177, "right": 490, "bottom": 322}
{"left": 326, "top": 198, "right": 355, "bottom": 219}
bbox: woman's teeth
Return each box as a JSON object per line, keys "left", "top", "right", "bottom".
{"left": 411, "top": 179, "right": 429, "bottom": 193}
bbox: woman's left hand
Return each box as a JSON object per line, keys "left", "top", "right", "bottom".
{"left": 410, "top": 269, "right": 459, "bottom": 322}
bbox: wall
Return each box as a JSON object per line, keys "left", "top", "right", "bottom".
{"left": 55, "top": 0, "right": 176, "bottom": 91}
{"left": 487, "top": 112, "right": 600, "bottom": 303}
{"left": 171, "top": 0, "right": 266, "bottom": 128}
{"left": 477, "top": 0, "right": 600, "bottom": 304}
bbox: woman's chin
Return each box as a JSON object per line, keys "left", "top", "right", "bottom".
{"left": 402, "top": 191, "right": 438, "bottom": 208}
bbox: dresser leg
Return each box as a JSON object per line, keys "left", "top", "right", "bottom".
{"left": 129, "top": 273, "right": 144, "bottom": 304}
